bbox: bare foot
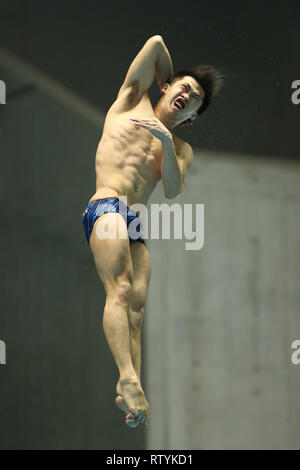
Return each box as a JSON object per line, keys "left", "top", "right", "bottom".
{"left": 116, "top": 377, "right": 150, "bottom": 425}
{"left": 115, "top": 395, "right": 140, "bottom": 428}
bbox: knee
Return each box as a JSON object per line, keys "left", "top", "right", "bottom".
{"left": 111, "top": 275, "right": 133, "bottom": 304}
{"left": 130, "top": 282, "right": 148, "bottom": 314}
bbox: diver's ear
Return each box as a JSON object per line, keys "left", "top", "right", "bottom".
{"left": 160, "top": 83, "right": 170, "bottom": 94}
{"left": 178, "top": 118, "right": 192, "bottom": 127}
{"left": 179, "top": 114, "right": 198, "bottom": 127}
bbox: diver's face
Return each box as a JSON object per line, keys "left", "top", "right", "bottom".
{"left": 167, "top": 76, "right": 205, "bottom": 123}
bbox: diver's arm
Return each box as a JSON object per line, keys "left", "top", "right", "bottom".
{"left": 117, "top": 35, "right": 173, "bottom": 99}
{"left": 155, "top": 37, "right": 174, "bottom": 91}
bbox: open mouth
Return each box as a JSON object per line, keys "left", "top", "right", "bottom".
{"left": 172, "top": 97, "right": 186, "bottom": 111}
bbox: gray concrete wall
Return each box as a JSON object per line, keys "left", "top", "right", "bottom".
{"left": 146, "top": 150, "right": 300, "bottom": 449}
{"left": 0, "top": 66, "right": 145, "bottom": 449}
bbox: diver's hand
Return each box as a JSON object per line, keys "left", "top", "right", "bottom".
{"left": 129, "top": 117, "right": 172, "bottom": 143}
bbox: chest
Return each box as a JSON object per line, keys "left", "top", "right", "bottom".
{"left": 102, "top": 92, "right": 180, "bottom": 169}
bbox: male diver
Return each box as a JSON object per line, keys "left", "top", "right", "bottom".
{"left": 82, "top": 35, "right": 223, "bottom": 427}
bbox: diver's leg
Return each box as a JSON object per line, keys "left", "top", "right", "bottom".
{"left": 128, "top": 241, "right": 151, "bottom": 382}
{"left": 115, "top": 241, "right": 151, "bottom": 427}
{"left": 89, "top": 213, "right": 150, "bottom": 425}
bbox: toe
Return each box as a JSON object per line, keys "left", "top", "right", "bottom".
{"left": 137, "top": 410, "right": 145, "bottom": 423}
{"left": 126, "top": 419, "right": 139, "bottom": 428}
{"left": 130, "top": 408, "right": 138, "bottom": 418}
{"left": 126, "top": 412, "right": 139, "bottom": 428}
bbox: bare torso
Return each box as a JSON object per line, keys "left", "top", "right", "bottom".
{"left": 87, "top": 88, "right": 179, "bottom": 207}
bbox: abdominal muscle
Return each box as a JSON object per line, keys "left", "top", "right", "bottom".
{"left": 88, "top": 175, "right": 157, "bottom": 208}
{"left": 87, "top": 106, "right": 163, "bottom": 208}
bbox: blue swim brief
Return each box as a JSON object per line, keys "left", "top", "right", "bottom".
{"left": 81, "top": 197, "right": 146, "bottom": 246}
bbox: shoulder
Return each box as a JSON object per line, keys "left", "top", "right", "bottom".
{"left": 108, "top": 86, "right": 148, "bottom": 115}
{"left": 172, "top": 134, "right": 193, "bottom": 167}
{"left": 172, "top": 133, "right": 191, "bottom": 151}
